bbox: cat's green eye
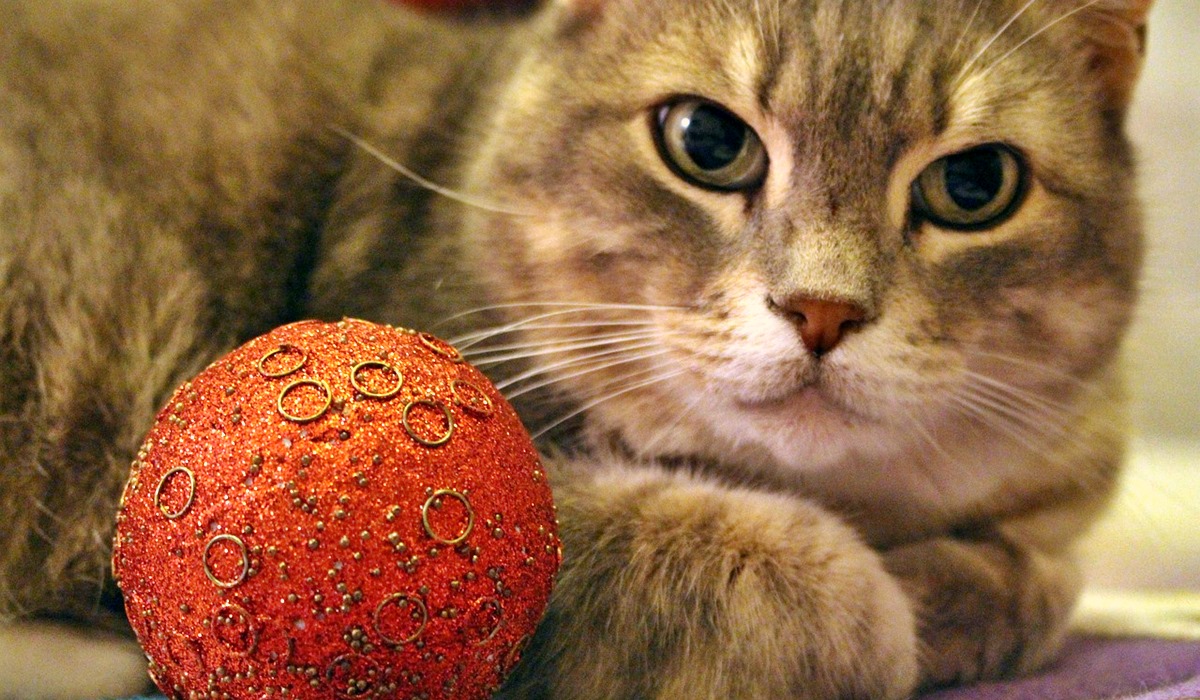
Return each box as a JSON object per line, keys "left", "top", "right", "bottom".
{"left": 912, "top": 144, "right": 1026, "bottom": 230}
{"left": 654, "top": 99, "right": 768, "bottom": 192}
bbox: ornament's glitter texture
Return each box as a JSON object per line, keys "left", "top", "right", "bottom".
{"left": 112, "top": 319, "right": 561, "bottom": 700}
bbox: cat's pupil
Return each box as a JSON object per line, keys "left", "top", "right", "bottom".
{"left": 681, "top": 104, "right": 747, "bottom": 171}
{"left": 943, "top": 149, "right": 1004, "bottom": 211}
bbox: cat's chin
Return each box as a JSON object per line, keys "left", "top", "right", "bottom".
{"left": 718, "top": 383, "right": 895, "bottom": 472}
{"left": 735, "top": 383, "right": 844, "bottom": 413}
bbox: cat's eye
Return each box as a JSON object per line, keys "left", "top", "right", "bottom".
{"left": 654, "top": 99, "right": 768, "bottom": 192}
{"left": 911, "top": 144, "right": 1026, "bottom": 230}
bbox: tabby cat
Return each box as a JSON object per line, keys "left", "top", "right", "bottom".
{"left": 0, "top": 0, "right": 1152, "bottom": 698}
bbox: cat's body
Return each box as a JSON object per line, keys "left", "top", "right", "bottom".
{"left": 0, "top": 0, "right": 1152, "bottom": 698}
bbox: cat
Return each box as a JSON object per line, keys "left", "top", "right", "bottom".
{"left": 0, "top": 0, "right": 1153, "bottom": 698}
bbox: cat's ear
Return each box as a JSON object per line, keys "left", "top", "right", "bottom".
{"left": 1069, "top": 0, "right": 1154, "bottom": 113}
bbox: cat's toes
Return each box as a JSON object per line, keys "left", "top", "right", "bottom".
{"left": 884, "top": 537, "right": 1078, "bottom": 689}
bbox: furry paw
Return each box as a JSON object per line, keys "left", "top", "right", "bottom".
{"left": 883, "top": 536, "right": 1080, "bottom": 688}
{"left": 503, "top": 462, "right": 919, "bottom": 700}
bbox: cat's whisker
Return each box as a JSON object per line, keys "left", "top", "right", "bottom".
{"left": 968, "top": 0, "right": 1103, "bottom": 88}
{"left": 460, "top": 324, "right": 667, "bottom": 353}
{"left": 33, "top": 497, "right": 68, "bottom": 527}
{"left": 461, "top": 319, "right": 659, "bottom": 338}
{"left": 479, "top": 337, "right": 662, "bottom": 375}
{"left": 441, "top": 301, "right": 682, "bottom": 329}
{"left": 635, "top": 390, "right": 705, "bottom": 458}
{"left": 943, "top": 390, "right": 1048, "bottom": 456}
{"left": 489, "top": 338, "right": 666, "bottom": 387}
{"left": 968, "top": 349, "right": 1101, "bottom": 391}
{"left": 503, "top": 349, "right": 674, "bottom": 402}
{"left": 945, "top": 379, "right": 1108, "bottom": 474}
{"left": 448, "top": 303, "right": 682, "bottom": 349}
{"left": 960, "top": 361, "right": 1128, "bottom": 442}
{"left": 952, "top": 0, "right": 1040, "bottom": 94}
{"left": 329, "top": 125, "right": 534, "bottom": 217}
{"left": 896, "top": 410, "right": 963, "bottom": 517}
{"left": 957, "top": 380, "right": 1072, "bottom": 441}
{"left": 960, "top": 369, "right": 1081, "bottom": 421}
{"left": 463, "top": 328, "right": 664, "bottom": 361}
{"left": 950, "top": 0, "right": 988, "bottom": 63}
{"left": 531, "top": 367, "right": 689, "bottom": 441}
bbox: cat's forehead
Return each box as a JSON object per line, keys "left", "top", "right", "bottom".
{"left": 603, "top": 0, "right": 1071, "bottom": 148}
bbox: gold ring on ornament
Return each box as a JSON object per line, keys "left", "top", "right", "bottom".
{"left": 373, "top": 593, "right": 428, "bottom": 646}
{"left": 450, "top": 379, "right": 494, "bottom": 417}
{"left": 277, "top": 379, "right": 332, "bottom": 423}
{"left": 211, "top": 601, "right": 259, "bottom": 657}
{"left": 324, "top": 653, "right": 380, "bottom": 699}
{"left": 503, "top": 634, "right": 532, "bottom": 673}
{"left": 418, "top": 332, "right": 463, "bottom": 363}
{"left": 401, "top": 399, "right": 454, "bottom": 447}
{"left": 350, "top": 361, "right": 403, "bottom": 399}
{"left": 257, "top": 344, "right": 308, "bottom": 378}
{"left": 154, "top": 467, "right": 196, "bottom": 520}
{"left": 203, "top": 534, "right": 249, "bottom": 589}
{"left": 421, "top": 489, "right": 474, "bottom": 546}
{"left": 473, "top": 598, "right": 504, "bottom": 646}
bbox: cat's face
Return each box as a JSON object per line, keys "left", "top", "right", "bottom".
{"left": 458, "top": 0, "right": 1146, "bottom": 506}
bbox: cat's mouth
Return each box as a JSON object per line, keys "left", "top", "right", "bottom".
{"left": 733, "top": 379, "right": 873, "bottom": 426}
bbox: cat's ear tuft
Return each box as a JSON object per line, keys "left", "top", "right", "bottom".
{"left": 1071, "top": 0, "right": 1154, "bottom": 114}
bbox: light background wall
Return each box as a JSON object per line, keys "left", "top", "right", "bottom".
{"left": 1078, "top": 0, "right": 1200, "bottom": 592}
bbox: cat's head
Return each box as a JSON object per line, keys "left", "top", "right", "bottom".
{"left": 457, "top": 0, "right": 1151, "bottom": 509}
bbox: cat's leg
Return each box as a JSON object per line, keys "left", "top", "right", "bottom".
{"left": 501, "top": 459, "right": 919, "bottom": 700}
{"left": 883, "top": 521, "right": 1084, "bottom": 688}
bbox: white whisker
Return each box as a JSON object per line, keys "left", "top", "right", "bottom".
{"left": 462, "top": 319, "right": 659, "bottom": 338}
{"left": 494, "top": 342, "right": 666, "bottom": 391}
{"left": 896, "top": 410, "right": 962, "bottom": 516}
{"left": 635, "top": 391, "right": 705, "bottom": 457}
{"left": 329, "top": 124, "right": 533, "bottom": 217}
{"left": 949, "top": 381, "right": 1075, "bottom": 458}
{"left": 464, "top": 329, "right": 664, "bottom": 362}
{"left": 961, "top": 369, "right": 1079, "bottom": 419}
{"left": 953, "top": 0, "right": 1040, "bottom": 93}
{"left": 504, "top": 350, "right": 673, "bottom": 402}
{"left": 452, "top": 304, "right": 679, "bottom": 350}
{"left": 454, "top": 320, "right": 662, "bottom": 354}
{"left": 969, "top": 349, "right": 1099, "bottom": 390}
{"left": 477, "top": 336, "right": 662, "bottom": 374}
{"left": 944, "top": 390, "right": 1042, "bottom": 453}
{"left": 950, "top": 0, "right": 987, "bottom": 62}
{"left": 531, "top": 368, "right": 688, "bottom": 440}
{"left": 441, "top": 301, "right": 681, "bottom": 333}
{"left": 969, "top": 0, "right": 1103, "bottom": 86}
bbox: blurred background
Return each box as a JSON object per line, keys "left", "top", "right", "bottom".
{"left": 1077, "top": 0, "right": 1200, "bottom": 594}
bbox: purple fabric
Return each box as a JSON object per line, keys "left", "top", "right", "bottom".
{"left": 920, "top": 636, "right": 1200, "bottom": 700}
{"left": 123, "top": 636, "right": 1200, "bottom": 700}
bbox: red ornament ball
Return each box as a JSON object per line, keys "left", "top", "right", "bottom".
{"left": 112, "top": 319, "right": 560, "bottom": 700}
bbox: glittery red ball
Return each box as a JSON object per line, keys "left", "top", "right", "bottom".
{"left": 112, "top": 319, "right": 560, "bottom": 700}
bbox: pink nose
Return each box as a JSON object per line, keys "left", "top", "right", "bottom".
{"left": 770, "top": 295, "right": 866, "bottom": 356}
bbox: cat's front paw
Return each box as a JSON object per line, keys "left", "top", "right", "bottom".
{"left": 504, "top": 463, "right": 918, "bottom": 700}
{"left": 884, "top": 535, "right": 1080, "bottom": 689}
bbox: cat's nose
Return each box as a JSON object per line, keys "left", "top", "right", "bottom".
{"left": 769, "top": 294, "right": 866, "bottom": 357}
